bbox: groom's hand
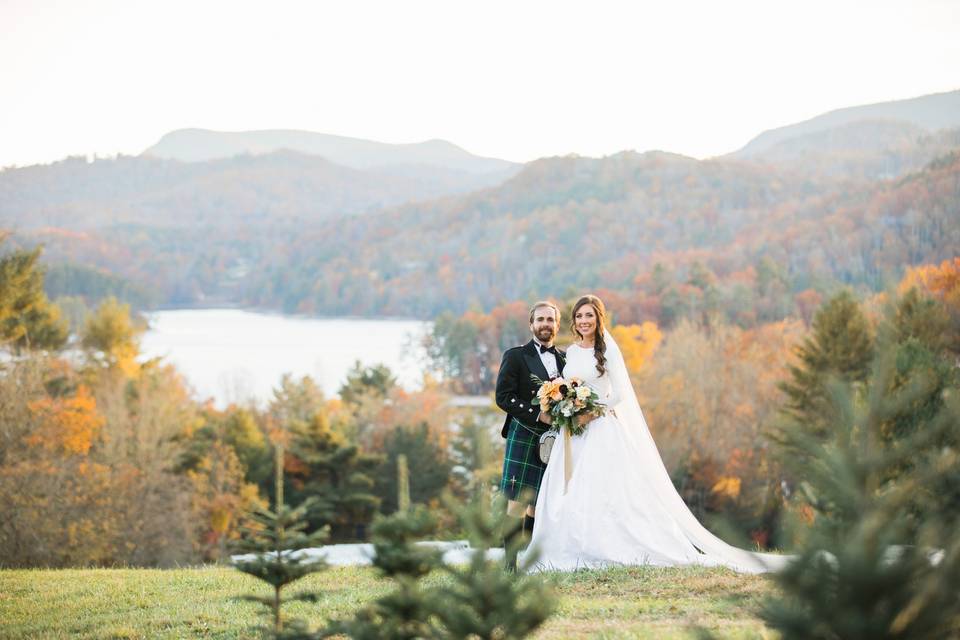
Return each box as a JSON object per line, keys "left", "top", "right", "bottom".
{"left": 538, "top": 410, "right": 552, "bottom": 425}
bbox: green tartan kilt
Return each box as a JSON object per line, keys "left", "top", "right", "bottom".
{"left": 499, "top": 418, "right": 548, "bottom": 503}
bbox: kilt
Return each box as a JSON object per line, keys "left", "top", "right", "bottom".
{"left": 499, "top": 418, "right": 548, "bottom": 503}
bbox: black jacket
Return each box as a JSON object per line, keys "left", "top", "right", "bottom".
{"left": 495, "top": 340, "right": 566, "bottom": 438}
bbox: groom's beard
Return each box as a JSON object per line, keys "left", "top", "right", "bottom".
{"left": 535, "top": 327, "right": 556, "bottom": 344}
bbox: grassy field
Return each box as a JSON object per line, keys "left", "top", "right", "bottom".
{"left": 0, "top": 564, "right": 779, "bottom": 639}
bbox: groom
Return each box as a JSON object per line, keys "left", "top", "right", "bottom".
{"left": 495, "top": 300, "right": 565, "bottom": 554}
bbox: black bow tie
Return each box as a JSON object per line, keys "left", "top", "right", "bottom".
{"left": 538, "top": 343, "right": 557, "bottom": 355}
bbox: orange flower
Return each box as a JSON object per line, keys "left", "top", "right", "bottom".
{"left": 537, "top": 379, "right": 558, "bottom": 398}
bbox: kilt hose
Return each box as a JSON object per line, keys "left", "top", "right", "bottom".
{"left": 499, "top": 418, "right": 548, "bottom": 503}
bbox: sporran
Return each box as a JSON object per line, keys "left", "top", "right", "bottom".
{"left": 538, "top": 429, "right": 558, "bottom": 464}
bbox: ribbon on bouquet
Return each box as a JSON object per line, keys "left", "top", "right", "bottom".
{"left": 563, "top": 425, "right": 573, "bottom": 494}
{"left": 561, "top": 408, "right": 615, "bottom": 494}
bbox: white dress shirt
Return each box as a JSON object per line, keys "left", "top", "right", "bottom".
{"left": 533, "top": 339, "right": 560, "bottom": 379}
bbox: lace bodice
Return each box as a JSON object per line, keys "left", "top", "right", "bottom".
{"left": 563, "top": 343, "right": 621, "bottom": 407}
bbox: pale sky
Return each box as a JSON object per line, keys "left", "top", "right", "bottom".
{"left": 1, "top": 0, "right": 958, "bottom": 168}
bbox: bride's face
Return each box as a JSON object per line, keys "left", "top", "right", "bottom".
{"left": 574, "top": 304, "right": 598, "bottom": 340}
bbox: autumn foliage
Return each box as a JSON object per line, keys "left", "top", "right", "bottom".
{"left": 2, "top": 230, "right": 957, "bottom": 565}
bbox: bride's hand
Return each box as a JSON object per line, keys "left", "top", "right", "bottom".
{"left": 538, "top": 410, "right": 552, "bottom": 425}
{"left": 575, "top": 412, "right": 592, "bottom": 426}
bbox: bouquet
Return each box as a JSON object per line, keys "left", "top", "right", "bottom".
{"left": 532, "top": 375, "right": 605, "bottom": 436}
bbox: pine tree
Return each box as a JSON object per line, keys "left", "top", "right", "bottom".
{"left": 0, "top": 245, "right": 67, "bottom": 353}
{"left": 883, "top": 289, "right": 960, "bottom": 533}
{"left": 323, "top": 506, "right": 443, "bottom": 640}
{"left": 762, "top": 336, "right": 960, "bottom": 638}
{"left": 339, "top": 361, "right": 397, "bottom": 407}
{"left": 284, "top": 412, "right": 382, "bottom": 541}
{"left": 778, "top": 290, "right": 874, "bottom": 436}
{"left": 449, "top": 411, "right": 502, "bottom": 500}
{"left": 431, "top": 496, "right": 555, "bottom": 639}
{"left": 324, "top": 498, "right": 555, "bottom": 640}
{"left": 375, "top": 423, "right": 453, "bottom": 514}
{"left": 233, "top": 442, "right": 329, "bottom": 639}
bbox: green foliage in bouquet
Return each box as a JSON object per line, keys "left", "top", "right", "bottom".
{"left": 532, "top": 374, "right": 603, "bottom": 436}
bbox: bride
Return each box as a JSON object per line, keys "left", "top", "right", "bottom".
{"left": 526, "top": 294, "right": 787, "bottom": 574}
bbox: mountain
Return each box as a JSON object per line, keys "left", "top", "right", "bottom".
{"left": 241, "top": 149, "right": 959, "bottom": 317}
{"left": 733, "top": 89, "right": 960, "bottom": 158}
{"left": 142, "top": 128, "right": 517, "bottom": 175}
{"left": 0, "top": 150, "right": 516, "bottom": 231}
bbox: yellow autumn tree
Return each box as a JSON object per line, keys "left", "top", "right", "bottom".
{"left": 81, "top": 297, "right": 145, "bottom": 376}
{"left": 609, "top": 321, "right": 663, "bottom": 374}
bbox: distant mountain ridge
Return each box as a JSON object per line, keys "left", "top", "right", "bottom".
{"left": 142, "top": 128, "right": 517, "bottom": 175}
{"left": 0, "top": 150, "right": 517, "bottom": 231}
{"left": 733, "top": 89, "right": 960, "bottom": 157}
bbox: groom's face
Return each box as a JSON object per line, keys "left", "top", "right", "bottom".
{"left": 530, "top": 306, "right": 559, "bottom": 345}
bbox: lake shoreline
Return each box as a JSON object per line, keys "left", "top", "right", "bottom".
{"left": 140, "top": 309, "right": 431, "bottom": 408}
{"left": 145, "top": 303, "right": 425, "bottom": 324}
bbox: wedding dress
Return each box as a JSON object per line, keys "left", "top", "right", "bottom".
{"left": 526, "top": 334, "right": 788, "bottom": 574}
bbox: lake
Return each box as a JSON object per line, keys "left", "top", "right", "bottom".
{"left": 140, "top": 309, "right": 431, "bottom": 407}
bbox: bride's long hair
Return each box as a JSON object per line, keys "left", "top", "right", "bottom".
{"left": 570, "top": 294, "right": 607, "bottom": 376}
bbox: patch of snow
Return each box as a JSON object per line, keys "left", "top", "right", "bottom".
{"left": 231, "top": 540, "right": 504, "bottom": 567}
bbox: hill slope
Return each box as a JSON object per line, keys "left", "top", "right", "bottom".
{"left": 734, "top": 89, "right": 960, "bottom": 157}
{"left": 0, "top": 151, "right": 515, "bottom": 230}
{"left": 244, "top": 149, "right": 960, "bottom": 317}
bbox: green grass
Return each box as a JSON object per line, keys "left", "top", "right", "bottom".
{"left": 0, "top": 564, "right": 778, "bottom": 639}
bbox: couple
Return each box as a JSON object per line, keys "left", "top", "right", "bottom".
{"left": 496, "top": 295, "right": 786, "bottom": 574}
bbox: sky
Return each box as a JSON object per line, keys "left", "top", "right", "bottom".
{"left": 1, "top": 0, "right": 958, "bottom": 168}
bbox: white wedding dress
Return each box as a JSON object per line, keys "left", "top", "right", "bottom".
{"left": 526, "top": 336, "right": 788, "bottom": 574}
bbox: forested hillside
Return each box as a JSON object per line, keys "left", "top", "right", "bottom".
{"left": 249, "top": 145, "right": 960, "bottom": 319}
{"left": 2, "top": 92, "right": 958, "bottom": 318}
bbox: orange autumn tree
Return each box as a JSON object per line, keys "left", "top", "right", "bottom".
{"left": 900, "top": 257, "right": 960, "bottom": 302}
{"left": 26, "top": 385, "right": 104, "bottom": 455}
{"left": 899, "top": 257, "right": 960, "bottom": 353}
{"left": 186, "top": 440, "right": 264, "bottom": 561}
{"left": 637, "top": 318, "right": 806, "bottom": 548}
